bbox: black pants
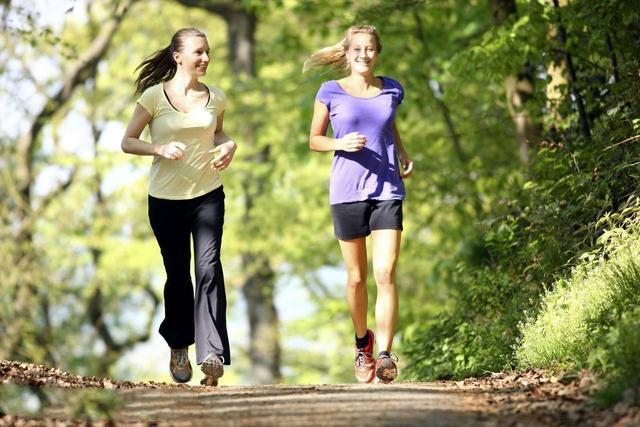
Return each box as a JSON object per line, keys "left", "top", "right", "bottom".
{"left": 148, "top": 186, "right": 230, "bottom": 365}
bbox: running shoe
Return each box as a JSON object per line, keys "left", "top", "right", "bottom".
{"left": 201, "top": 353, "right": 224, "bottom": 386}
{"left": 375, "top": 353, "right": 399, "bottom": 384}
{"left": 354, "top": 329, "right": 376, "bottom": 383}
{"left": 169, "top": 347, "right": 192, "bottom": 383}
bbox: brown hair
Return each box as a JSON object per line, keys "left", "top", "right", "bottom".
{"left": 303, "top": 25, "right": 382, "bottom": 73}
{"left": 134, "top": 28, "right": 206, "bottom": 94}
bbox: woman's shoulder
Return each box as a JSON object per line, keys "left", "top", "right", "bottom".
{"left": 206, "top": 85, "right": 227, "bottom": 100}
{"left": 141, "top": 82, "right": 163, "bottom": 95}
{"left": 137, "top": 82, "right": 163, "bottom": 104}
{"left": 315, "top": 80, "right": 340, "bottom": 103}
{"left": 381, "top": 76, "right": 403, "bottom": 90}
{"left": 319, "top": 80, "right": 339, "bottom": 88}
{"left": 206, "top": 84, "right": 225, "bottom": 95}
{"left": 317, "top": 80, "right": 340, "bottom": 94}
{"left": 205, "top": 85, "right": 228, "bottom": 111}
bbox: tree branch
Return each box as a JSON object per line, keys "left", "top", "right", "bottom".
{"left": 14, "top": 0, "right": 135, "bottom": 204}
{"left": 413, "top": 10, "right": 467, "bottom": 163}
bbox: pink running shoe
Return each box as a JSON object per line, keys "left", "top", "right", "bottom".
{"left": 354, "top": 329, "right": 375, "bottom": 383}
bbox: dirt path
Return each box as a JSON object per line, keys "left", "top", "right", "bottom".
{"left": 1, "top": 361, "right": 638, "bottom": 426}
{"left": 93, "top": 383, "right": 539, "bottom": 426}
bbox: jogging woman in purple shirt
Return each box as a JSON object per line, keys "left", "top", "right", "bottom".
{"left": 305, "top": 25, "right": 413, "bottom": 383}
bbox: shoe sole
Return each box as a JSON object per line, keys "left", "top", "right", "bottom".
{"left": 170, "top": 371, "right": 192, "bottom": 383}
{"left": 201, "top": 357, "right": 224, "bottom": 386}
{"left": 355, "top": 372, "right": 376, "bottom": 384}
{"left": 169, "top": 363, "right": 192, "bottom": 383}
{"left": 375, "top": 359, "right": 398, "bottom": 384}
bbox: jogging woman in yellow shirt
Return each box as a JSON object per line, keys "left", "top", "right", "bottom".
{"left": 121, "top": 27, "right": 235, "bottom": 386}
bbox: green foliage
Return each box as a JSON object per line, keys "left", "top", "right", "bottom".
{"left": 401, "top": 0, "right": 640, "bottom": 402}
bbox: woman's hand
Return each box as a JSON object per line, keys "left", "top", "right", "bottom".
{"left": 157, "top": 142, "right": 186, "bottom": 160}
{"left": 209, "top": 140, "right": 237, "bottom": 171}
{"left": 339, "top": 132, "right": 367, "bottom": 152}
{"left": 398, "top": 150, "right": 414, "bottom": 178}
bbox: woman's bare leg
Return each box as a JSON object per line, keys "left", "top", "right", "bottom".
{"left": 371, "top": 229, "right": 401, "bottom": 353}
{"left": 338, "top": 237, "right": 369, "bottom": 338}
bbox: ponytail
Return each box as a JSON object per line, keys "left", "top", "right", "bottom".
{"left": 134, "top": 45, "right": 176, "bottom": 94}
{"left": 303, "top": 42, "right": 347, "bottom": 73}
{"left": 303, "top": 25, "right": 382, "bottom": 73}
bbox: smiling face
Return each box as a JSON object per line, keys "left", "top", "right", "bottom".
{"left": 345, "top": 33, "right": 379, "bottom": 75}
{"left": 174, "top": 35, "right": 210, "bottom": 77}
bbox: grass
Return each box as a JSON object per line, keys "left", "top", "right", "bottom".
{"left": 516, "top": 226, "right": 640, "bottom": 404}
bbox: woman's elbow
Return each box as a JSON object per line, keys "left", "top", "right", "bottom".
{"left": 308, "top": 137, "right": 320, "bottom": 152}
{"left": 121, "top": 138, "right": 131, "bottom": 154}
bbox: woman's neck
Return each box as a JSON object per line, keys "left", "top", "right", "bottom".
{"left": 346, "top": 72, "right": 377, "bottom": 88}
{"left": 167, "top": 71, "right": 200, "bottom": 94}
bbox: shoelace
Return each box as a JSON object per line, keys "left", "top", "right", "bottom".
{"left": 378, "top": 353, "right": 399, "bottom": 363}
{"left": 174, "top": 349, "right": 189, "bottom": 367}
{"left": 356, "top": 351, "right": 374, "bottom": 367}
{"left": 204, "top": 353, "right": 225, "bottom": 366}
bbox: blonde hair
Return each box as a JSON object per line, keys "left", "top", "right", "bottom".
{"left": 303, "top": 25, "right": 382, "bottom": 73}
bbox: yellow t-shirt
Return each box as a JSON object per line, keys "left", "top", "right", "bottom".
{"left": 137, "top": 83, "right": 227, "bottom": 200}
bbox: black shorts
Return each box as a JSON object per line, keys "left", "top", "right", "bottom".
{"left": 331, "top": 199, "right": 403, "bottom": 240}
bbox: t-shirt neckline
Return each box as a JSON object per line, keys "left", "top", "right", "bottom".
{"left": 335, "top": 76, "right": 386, "bottom": 99}
{"left": 162, "top": 82, "right": 211, "bottom": 114}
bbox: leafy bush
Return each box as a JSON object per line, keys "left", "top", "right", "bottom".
{"left": 403, "top": 267, "right": 529, "bottom": 380}
{"left": 591, "top": 306, "right": 640, "bottom": 405}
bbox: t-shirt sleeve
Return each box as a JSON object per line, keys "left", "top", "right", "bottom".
{"left": 136, "top": 86, "right": 157, "bottom": 117}
{"left": 315, "top": 82, "right": 332, "bottom": 109}
{"left": 395, "top": 79, "right": 405, "bottom": 105}
{"left": 211, "top": 87, "right": 228, "bottom": 114}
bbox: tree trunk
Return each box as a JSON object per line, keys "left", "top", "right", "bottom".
{"left": 174, "top": 0, "right": 281, "bottom": 383}
{"left": 241, "top": 253, "right": 281, "bottom": 383}
{"left": 491, "top": 0, "right": 540, "bottom": 163}
{"left": 605, "top": 33, "right": 620, "bottom": 84}
{"left": 547, "top": 0, "right": 591, "bottom": 141}
{"left": 224, "top": 9, "right": 281, "bottom": 384}
{"left": 545, "top": 0, "right": 567, "bottom": 128}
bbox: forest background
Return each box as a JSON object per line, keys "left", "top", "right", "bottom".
{"left": 1, "top": 0, "right": 639, "bottom": 406}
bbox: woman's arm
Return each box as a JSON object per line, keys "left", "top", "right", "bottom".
{"left": 121, "top": 104, "right": 184, "bottom": 159}
{"left": 209, "top": 111, "right": 237, "bottom": 171}
{"left": 393, "top": 121, "right": 413, "bottom": 178}
{"left": 309, "top": 100, "right": 366, "bottom": 152}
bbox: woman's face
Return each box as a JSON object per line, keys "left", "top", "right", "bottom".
{"left": 346, "top": 33, "right": 379, "bottom": 75}
{"left": 176, "top": 36, "right": 210, "bottom": 76}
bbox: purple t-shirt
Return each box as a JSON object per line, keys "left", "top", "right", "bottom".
{"left": 316, "top": 76, "right": 406, "bottom": 205}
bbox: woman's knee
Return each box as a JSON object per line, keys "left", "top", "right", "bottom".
{"left": 373, "top": 265, "right": 396, "bottom": 287}
{"left": 346, "top": 273, "right": 366, "bottom": 290}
